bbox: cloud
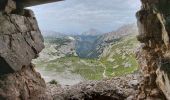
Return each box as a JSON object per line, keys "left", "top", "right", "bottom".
{"left": 29, "top": 0, "right": 141, "bottom": 34}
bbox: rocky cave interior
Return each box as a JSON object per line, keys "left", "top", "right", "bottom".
{"left": 0, "top": 0, "right": 170, "bottom": 100}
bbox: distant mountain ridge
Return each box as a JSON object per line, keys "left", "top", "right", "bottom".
{"left": 76, "top": 24, "right": 138, "bottom": 58}
{"left": 80, "top": 28, "right": 102, "bottom": 36}
{"left": 40, "top": 24, "right": 138, "bottom": 58}
{"left": 41, "top": 30, "right": 66, "bottom": 38}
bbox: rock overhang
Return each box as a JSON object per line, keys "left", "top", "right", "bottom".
{"left": 16, "top": 0, "right": 63, "bottom": 7}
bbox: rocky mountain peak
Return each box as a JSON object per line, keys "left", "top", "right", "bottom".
{"left": 81, "top": 28, "right": 102, "bottom": 36}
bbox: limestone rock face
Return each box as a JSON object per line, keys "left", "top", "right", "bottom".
{"left": 0, "top": 0, "right": 44, "bottom": 74}
{"left": 136, "top": 0, "right": 170, "bottom": 99}
{"left": 0, "top": 0, "right": 49, "bottom": 100}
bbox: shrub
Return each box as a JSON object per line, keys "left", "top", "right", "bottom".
{"left": 49, "top": 79, "right": 58, "bottom": 85}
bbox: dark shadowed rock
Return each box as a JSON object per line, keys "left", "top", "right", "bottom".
{"left": 0, "top": 0, "right": 16, "bottom": 14}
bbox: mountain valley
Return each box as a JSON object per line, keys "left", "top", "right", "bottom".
{"left": 33, "top": 24, "right": 139, "bottom": 86}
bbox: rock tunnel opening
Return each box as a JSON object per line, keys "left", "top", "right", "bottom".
{"left": 28, "top": 0, "right": 141, "bottom": 88}
{"left": 19, "top": 1, "right": 144, "bottom": 99}
{"left": 0, "top": 0, "right": 170, "bottom": 100}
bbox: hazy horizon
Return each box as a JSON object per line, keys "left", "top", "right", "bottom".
{"left": 29, "top": 0, "right": 141, "bottom": 34}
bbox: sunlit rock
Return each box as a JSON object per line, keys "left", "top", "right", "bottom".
{"left": 0, "top": 4, "right": 44, "bottom": 74}
{"left": 0, "top": 0, "right": 49, "bottom": 99}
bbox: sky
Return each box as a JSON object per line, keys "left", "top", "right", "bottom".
{"left": 29, "top": 0, "right": 141, "bottom": 34}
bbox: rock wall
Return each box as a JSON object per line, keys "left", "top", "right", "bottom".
{"left": 0, "top": 0, "right": 44, "bottom": 74}
{"left": 0, "top": 0, "right": 50, "bottom": 99}
{"left": 136, "top": 0, "right": 170, "bottom": 99}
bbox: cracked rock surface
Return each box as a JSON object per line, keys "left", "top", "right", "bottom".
{"left": 136, "top": 0, "right": 170, "bottom": 99}
{"left": 0, "top": 0, "right": 49, "bottom": 100}
{"left": 0, "top": 0, "right": 44, "bottom": 74}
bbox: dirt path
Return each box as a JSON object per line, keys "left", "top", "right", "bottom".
{"left": 100, "top": 62, "right": 107, "bottom": 78}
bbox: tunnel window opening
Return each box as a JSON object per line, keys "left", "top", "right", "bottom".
{"left": 29, "top": 0, "right": 141, "bottom": 86}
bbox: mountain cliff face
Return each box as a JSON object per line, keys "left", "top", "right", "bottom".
{"left": 80, "top": 28, "right": 102, "bottom": 36}
{"left": 75, "top": 35, "right": 100, "bottom": 58}
{"left": 0, "top": 0, "right": 51, "bottom": 99}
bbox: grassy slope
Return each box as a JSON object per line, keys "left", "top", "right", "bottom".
{"left": 35, "top": 57, "right": 104, "bottom": 80}
{"left": 34, "top": 35, "right": 139, "bottom": 80}
{"left": 100, "top": 35, "right": 139, "bottom": 77}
